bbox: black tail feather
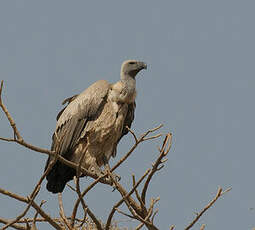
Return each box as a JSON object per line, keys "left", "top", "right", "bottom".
{"left": 46, "top": 161, "right": 76, "bottom": 193}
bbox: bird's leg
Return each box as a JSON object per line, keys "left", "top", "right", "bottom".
{"left": 102, "top": 155, "right": 121, "bottom": 190}
{"left": 88, "top": 160, "right": 104, "bottom": 178}
{"left": 102, "top": 154, "right": 110, "bottom": 172}
{"left": 88, "top": 163, "right": 115, "bottom": 186}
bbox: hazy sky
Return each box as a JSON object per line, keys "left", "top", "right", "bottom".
{"left": 0, "top": 1, "right": 255, "bottom": 229}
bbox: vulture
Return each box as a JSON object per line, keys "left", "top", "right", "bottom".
{"left": 45, "top": 60, "right": 147, "bottom": 193}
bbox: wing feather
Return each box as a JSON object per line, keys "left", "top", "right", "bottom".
{"left": 56, "top": 94, "right": 79, "bottom": 121}
{"left": 50, "top": 80, "right": 110, "bottom": 157}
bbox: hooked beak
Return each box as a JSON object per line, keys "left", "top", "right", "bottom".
{"left": 140, "top": 62, "right": 147, "bottom": 70}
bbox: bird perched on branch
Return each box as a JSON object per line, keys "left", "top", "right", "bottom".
{"left": 45, "top": 60, "right": 147, "bottom": 193}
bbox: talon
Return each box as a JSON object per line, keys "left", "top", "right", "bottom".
{"left": 89, "top": 165, "right": 104, "bottom": 178}
{"left": 113, "top": 172, "right": 121, "bottom": 182}
{"left": 116, "top": 175, "right": 121, "bottom": 181}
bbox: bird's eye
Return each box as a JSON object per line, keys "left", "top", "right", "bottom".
{"left": 129, "top": 62, "right": 135, "bottom": 65}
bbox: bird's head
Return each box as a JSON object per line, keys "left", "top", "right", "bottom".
{"left": 120, "top": 60, "right": 147, "bottom": 79}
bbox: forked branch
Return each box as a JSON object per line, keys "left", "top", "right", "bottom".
{"left": 184, "top": 187, "right": 232, "bottom": 230}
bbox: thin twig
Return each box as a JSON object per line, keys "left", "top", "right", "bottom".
{"left": 151, "top": 209, "right": 159, "bottom": 224}
{"left": 132, "top": 175, "right": 146, "bottom": 213}
{"left": 1, "top": 186, "right": 40, "bottom": 230}
{"left": 200, "top": 224, "right": 205, "bottom": 230}
{"left": 0, "top": 188, "right": 62, "bottom": 230}
{"left": 135, "top": 198, "right": 158, "bottom": 230}
{"left": 16, "top": 217, "right": 84, "bottom": 224}
{"left": 70, "top": 146, "right": 89, "bottom": 227}
{"left": 0, "top": 137, "right": 15, "bottom": 142}
{"left": 72, "top": 145, "right": 103, "bottom": 230}
{"left": 0, "top": 80, "right": 22, "bottom": 141}
{"left": 141, "top": 133, "right": 172, "bottom": 204}
{"left": 85, "top": 207, "right": 103, "bottom": 230}
{"left": 32, "top": 200, "right": 46, "bottom": 230}
{"left": 1, "top": 149, "right": 61, "bottom": 230}
{"left": 105, "top": 169, "right": 151, "bottom": 230}
{"left": 184, "top": 187, "right": 231, "bottom": 230}
{"left": 66, "top": 184, "right": 76, "bottom": 192}
{"left": 135, "top": 222, "right": 144, "bottom": 230}
{"left": 115, "top": 208, "right": 135, "bottom": 219}
{"left": 111, "top": 125, "right": 163, "bottom": 172}
{"left": 0, "top": 217, "right": 26, "bottom": 230}
{"left": 142, "top": 134, "right": 162, "bottom": 141}
{"left": 147, "top": 197, "right": 160, "bottom": 222}
{"left": 58, "top": 193, "right": 72, "bottom": 230}
{"left": 126, "top": 126, "right": 138, "bottom": 143}
{"left": 71, "top": 173, "right": 108, "bottom": 226}
{"left": 24, "top": 219, "right": 30, "bottom": 230}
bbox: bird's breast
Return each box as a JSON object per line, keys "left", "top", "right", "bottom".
{"left": 78, "top": 100, "right": 128, "bottom": 165}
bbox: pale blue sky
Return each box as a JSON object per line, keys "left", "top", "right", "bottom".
{"left": 0, "top": 1, "right": 255, "bottom": 229}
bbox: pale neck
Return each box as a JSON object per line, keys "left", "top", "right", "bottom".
{"left": 120, "top": 74, "right": 136, "bottom": 89}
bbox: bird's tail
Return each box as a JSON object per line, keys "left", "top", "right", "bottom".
{"left": 45, "top": 160, "right": 76, "bottom": 193}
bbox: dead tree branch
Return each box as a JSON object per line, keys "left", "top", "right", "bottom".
{"left": 105, "top": 169, "right": 151, "bottom": 230}
{"left": 184, "top": 187, "right": 232, "bottom": 230}
{"left": 0, "top": 218, "right": 26, "bottom": 230}
{"left": 0, "top": 188, "right": 62, "bottom": 230}
{"left": 141, "top": 133, "right": 172, "bottom": 205}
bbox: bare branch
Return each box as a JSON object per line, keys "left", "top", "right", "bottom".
{"left": 85, "top": 207, "right": 103, "bottom": 230}
{"left": 115, "top": 208, "right": 135, "bottom": 219}
{"left": 58, "top": 193, "right": 72, "bottom": 230}
{"left": 142, "top": 124, "right": 163, "bottom": 136}
{"left": 141, "top": 133, "right": 172, "bottom": 204}
{"left": 169, "top": 225, "right": 175, "bottom": 230}
{"left": 126, "top": 126, "right": 139, "bottom": 143}
{"left": 119, "top": 205, "right": 158, "bottom": 230}
{"left": 200, "top": 224, "right": 206, "bottom": 230}
{"left": 0, "top": 217, "right": 26, "bottom": 230}
{"left": 71, "top": 172, "right": 108, "bottom": 227}
{"left": 184, "top": 187, "right": 231, "bottom": 230}
{"left": 132, "top": 175, "right": 146, "bottom": 213}
{"left": 135, "top": 222, "right": 144, "bottom": 230}
{"left": 71, "top": 147, "right": 103, "bottom": 230}
{"left": 0, "top": 80, "right": 22, "bottom": 141}
{"left": 1, "top": 184, "right": 41, "bottom": 230}
{"left": 0, "top": 137, "right": 15, "bottom": 142}
{"left": 24, "top": 219, "right": 30, "bottom": 230}
{"left": 151, "top": 209, "right": 159, "bottom": 224}
{"left": 142, "top": 133, "right": 162, "bottom": 141}
{"left": 111, "top": 125, "right": 163, "bottom": 172}
{"left": 70, "top": 145, "right": 103, "bottom": 230}
{"left": 1, "top": 148, "right": 62, "bottom": 230}
{"left": 31, "top": 200, "right": 46, "bottom": 230}
{"left": 0, "top": 133, "right": 113, "bottom": 186}
{"left": 0, "top": 188, "right": 62, "bottom": 230}
{"left": 105, "top": 169, "right": 151, "bottom": 230}
{"left": 70, "top": 146, "right": 89, "bottom": 227}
